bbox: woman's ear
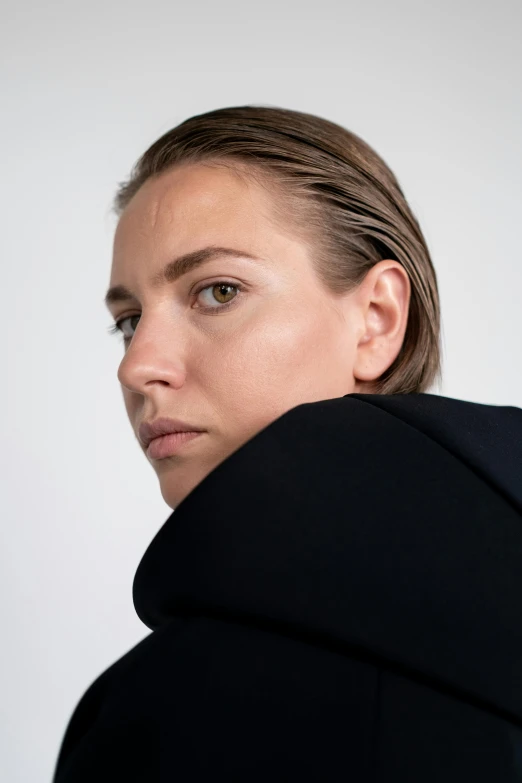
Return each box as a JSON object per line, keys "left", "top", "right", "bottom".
{"left": 351, "top": 260, "right": 411, "bottom": 392}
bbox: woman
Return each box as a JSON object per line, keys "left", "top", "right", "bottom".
{"left": 52, "top": 105, "right": 522, "bottom": 781}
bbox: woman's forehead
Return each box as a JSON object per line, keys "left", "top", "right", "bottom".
{"left": 112, "top": 163, "right": 303, "bottom": 268}
{"left": 119, "top": 163, "right": 270, "bottom": 228}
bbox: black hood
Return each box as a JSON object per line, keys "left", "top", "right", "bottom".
{"left": 132, "top": 392, "right": 522, "bottom": 725}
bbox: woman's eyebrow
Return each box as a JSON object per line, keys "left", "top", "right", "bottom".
{"left": 104, "top": 246, "right": 262, "bottom": 308}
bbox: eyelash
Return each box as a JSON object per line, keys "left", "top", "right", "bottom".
{"left": 107, "top": 280, "right": 243, "bottom": 341}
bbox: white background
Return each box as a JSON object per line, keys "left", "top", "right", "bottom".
{"left": 2, "top": 1, "right": 521, "bottom": 780}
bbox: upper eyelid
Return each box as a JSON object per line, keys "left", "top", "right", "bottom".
{"left": 193, "top": 277, "right": 241, "bottom": 293}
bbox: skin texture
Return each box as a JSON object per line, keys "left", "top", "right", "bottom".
{"left": 108, "top": 162, "right": 411, "bottom": 510}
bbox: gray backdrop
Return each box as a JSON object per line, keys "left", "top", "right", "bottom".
{"left": 2, "top": 0, "right": 521, "bottom": 780}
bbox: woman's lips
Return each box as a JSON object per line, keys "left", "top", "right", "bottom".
{"left": 147, "top": 431, "right": 204, "bottom": 460}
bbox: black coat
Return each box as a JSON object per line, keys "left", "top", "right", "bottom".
{"left": 52, "top": 392, "right": 522, "bottom": 781}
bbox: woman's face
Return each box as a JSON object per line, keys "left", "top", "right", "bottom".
{"left": 107, "top": 162, "right": 400, "bottom": 509}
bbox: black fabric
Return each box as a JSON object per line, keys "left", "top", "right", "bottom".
{"left": 52, "top": 392, "right": 522, "bottom": 781}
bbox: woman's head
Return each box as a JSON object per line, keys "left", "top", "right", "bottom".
{"left": 106, "top": 105, "right": 441, "bottom": 509}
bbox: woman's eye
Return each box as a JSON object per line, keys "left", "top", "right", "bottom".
{"left": 108, "top": 281, "right": 242, "bottom": 344}
{"left": 108, "top": 314, "right": 139, "bottom": 343}
{"left": 195, "top": 281, "right": 240, "bottom": 311}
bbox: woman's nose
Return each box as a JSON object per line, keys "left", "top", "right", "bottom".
{"left": 116, "top": 331, "right": 187, "bottom": 394}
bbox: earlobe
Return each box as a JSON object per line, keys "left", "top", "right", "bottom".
{"left": 352, "top": 260, "right": 411, "bottom": 384}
